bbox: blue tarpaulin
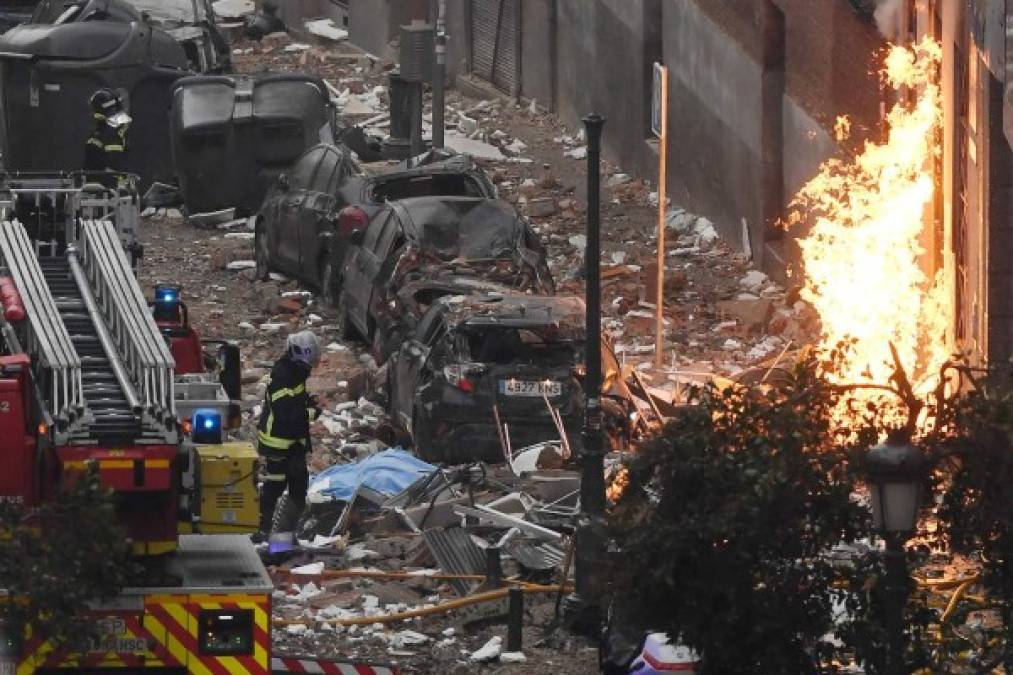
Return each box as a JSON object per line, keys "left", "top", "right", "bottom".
{"left": 307, "top": 449, "right": 437, "bottom": 502}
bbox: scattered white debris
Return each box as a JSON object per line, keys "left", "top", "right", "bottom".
{"left": 238, "top": 321, "right": 255, "bottom": 332}
{"left": 286, "top": 623, "right": 309, "bottom": 636}
{"left": 694, "top": 218, "right": 719, "bottom": 250}
{"left": 269, "top": 273, "right": 290, "bottom": 282}
{"left": 723, "top": 338, "right": 743, "bottom": 350}
{"left": 501, "top": 651, "right": 527, "bottom": 664}
{"left": 564, "top": 146, "right": 587, "bottom": 160}
{"left": 305, "top": 18, "right": 348, "bottom": 42}
{"left": 284, "top": 43, "right": 312, "bottom": 53}
{"left": 568, "top": 234, "right": 587, "bottom": 251}
{"left": 506, "top": 138, "right": 527, "bottom": 154}
{"left": 224, "top": 232, "right": 254, "bottom": 240}
{"left": 391, "top": 630, "right": 430, "bottom": 649}
{"left": 326, "top": 342, "right": 348, "bottom": 352}
{"left": 292, "top": 582, "right": 323, "bottom": 601}
{"left": 607, "top": 173, "right": 631, "bottom": 187}
{"left": 226, "top": 260, "right": 256, "bottom": 271}
{"left": 259, "top": 323, "right": 286, "bottom": 333}
{"left": 445, "top": 132, "right": 506, "bottom": 160}
{"left": 470, "top": 636, "right": 502, "bottom": 662}
{"left": 611, "top": 251, "right": 627, "bottom": 264}
{"left": 740, "top": 270, "right": 769, "bottom": 291}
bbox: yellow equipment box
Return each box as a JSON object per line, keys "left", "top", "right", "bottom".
{"left": 196, "top": 442, "right": 259, "bottom": 534}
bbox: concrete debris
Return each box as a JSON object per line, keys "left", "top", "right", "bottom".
{"left": 470, "top": 636, "right": 502, "bottom": 662}
{"left": 564, "top": 146, "right": 587, "bottom": 160}
{"left": 500, "top": 651, "right": 528, "bottom": 663}
{"left": 284, "top": 43, "right": 312, "bottom": 53}
{"left": 444, "top": 132, "right": 506, "bottom": 161}
{"left": 226, "top": 260, "right": 256, "bottom": 271}
{"left": 305, "top": 18, "right": 349, "bottom": 43}
{"left": 212, "top": 0, "right": 254, "bottom": 19}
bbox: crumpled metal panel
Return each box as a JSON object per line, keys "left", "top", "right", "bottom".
{"left": 422, "top": 527, "right": 486, "bottom": 597}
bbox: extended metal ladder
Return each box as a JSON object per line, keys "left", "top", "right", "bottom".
{"left": 0, "top": 219, "right": 175, "bottom": 445}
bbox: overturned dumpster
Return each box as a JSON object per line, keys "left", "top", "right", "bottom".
{"left": 0, "top": 19, "right": 187, "bottom": 188}
{"left": 170, "top": 73, "right": 334, "bottom": 217}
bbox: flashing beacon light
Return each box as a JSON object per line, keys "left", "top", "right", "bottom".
{"left": 191, "top": 408, "right": 223, "bottom": 445}
{"left": 153, "top": 282, "right": 182, "bottom": 322}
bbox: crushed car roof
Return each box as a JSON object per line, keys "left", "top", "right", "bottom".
{"left": 394, "top": 197, "right": 526, "bottom": 261}
{"left": 439, "top": 294, "right": 586, "bottom": 337}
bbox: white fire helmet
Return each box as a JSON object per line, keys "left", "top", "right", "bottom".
{"left": 286, "top": 330, "right": 321, "bottom": 368}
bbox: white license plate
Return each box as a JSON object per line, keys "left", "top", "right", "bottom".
{"left": 499, "top": 379, "right": 562, "bottom": 397}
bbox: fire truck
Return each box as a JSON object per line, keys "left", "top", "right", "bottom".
{"left": 0, "top": 173, "right": 271, "bottom": 673}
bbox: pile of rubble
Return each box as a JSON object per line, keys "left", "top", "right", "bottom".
{"left": 265, "top": 450, "right": 598, "bottom": 673}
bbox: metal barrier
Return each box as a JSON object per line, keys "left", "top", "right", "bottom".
{"left": 77, "top": 219, "right": 175, "bottom": 420}
{"left": 0, "top": 220, "right": 83, "bottom": 427}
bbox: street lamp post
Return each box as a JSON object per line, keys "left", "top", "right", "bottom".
{"left": 865, "top": 437, "right": 927, "bottom": 675}
{"left": 564, "top": 112, "right": 607, "bottom": 634}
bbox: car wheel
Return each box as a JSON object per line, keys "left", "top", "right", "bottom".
{"left": 319, "top": 258, "right": 339, "bottom": 308}
{"left": 254, "top": 222, "right": 270, "bottom": 281}
{"left": 412, "top": 407, "right": 443, "bottom": 464}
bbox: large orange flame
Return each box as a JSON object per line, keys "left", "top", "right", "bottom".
{"left": 791, "top": 39, "right": 950, "bottom": 422}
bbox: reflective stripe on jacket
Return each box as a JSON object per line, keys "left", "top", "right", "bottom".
{"left": 257, "top": 355, "right": 315, "bottom": 450}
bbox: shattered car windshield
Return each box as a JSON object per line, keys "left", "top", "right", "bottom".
{"left": 412, "top": 200, "right": 520, "bottom": 261}
{"left": 462, "top": 327, "right": 579, "bottom": 366}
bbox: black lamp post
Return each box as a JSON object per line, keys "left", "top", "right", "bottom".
{"left": 865, "top": 437, "right": 926, "bottom": 675}
{"left": 564, "top": 112, "right": 607, "bottom": 634}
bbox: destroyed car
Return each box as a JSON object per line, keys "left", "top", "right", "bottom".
{"left": 387, "top": 294, "right": 586, "bottom": 463}
{"left": 0, "top": 3, "right": 36, "bottom": 33}
{"left": 337, "top": 196, "right": 556, "bottom": 355}
{"left": 31, "top": 0, "right": 230, "bottom": 73}
{"left": 254, "top": 143, "right": 362, "bottom": 296}
{"left": 254, "top": 150, "right": 496, "bottom": 302}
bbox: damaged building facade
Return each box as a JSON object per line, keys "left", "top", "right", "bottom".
{"left": 274, "top": 0, "right": 1013, "bottom": 365}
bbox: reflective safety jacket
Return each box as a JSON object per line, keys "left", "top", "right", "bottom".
{"left": 257, "top": 355, "right": 319, "bottom": 450}
{"left": 84, "top": 117, "right": 129, "bottom": 172}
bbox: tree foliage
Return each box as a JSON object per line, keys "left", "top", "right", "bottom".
{"left": 611, "top": 350, "right": 877, "bottom": 673}
{"left": 0, "top": 467, "right": 135, "bottom": 649}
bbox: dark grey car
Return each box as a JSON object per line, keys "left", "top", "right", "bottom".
{"left": 255, "top": 150, "right": 500, "bottom": 304}
{"left": 337, "top": 196, "right": 556, "bottom": 354}
{"left": 254, "top": 143, "right": 361, "bottom": 299}
{"left": 387, "top": 294, "right": 587, "bottom": 464}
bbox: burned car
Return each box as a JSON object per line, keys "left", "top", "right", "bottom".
{"left": 31, "top": 0, "right": 231, "bottom": 73}
{"left": 0, "top": 2, "right": 37, "bottom": 34}
{"left": 387, "top": 294, "right": 588, "bottom": 463}
{"left": 337, "top": 196, "right": 555, "bottom": 354}
{"left": 253, "top": 143, "right": 361, "bottom": 293}
{"left": 254, "top": 150, "right": 496, "bottom": 301}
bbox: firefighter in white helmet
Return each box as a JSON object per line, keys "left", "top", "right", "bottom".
{"left": 254, "top": 330, "right": 322, "bottom": 542}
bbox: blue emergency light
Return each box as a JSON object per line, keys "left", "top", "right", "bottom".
{"left": 155, "top": 283, "right": 180, "bottom": 306}
{"left": 153, "top": 283, "right": 183, "bottom": 322}
{"left": 191, "top": 408, "right": 222, "bottom": 444}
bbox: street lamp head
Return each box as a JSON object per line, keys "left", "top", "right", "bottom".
{"left": 865, "top": 438, "right": 927, "bottom": 537}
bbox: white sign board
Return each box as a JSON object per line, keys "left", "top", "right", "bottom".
{"left": 651, "top": 62, "right": 666, "bottom": 138}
